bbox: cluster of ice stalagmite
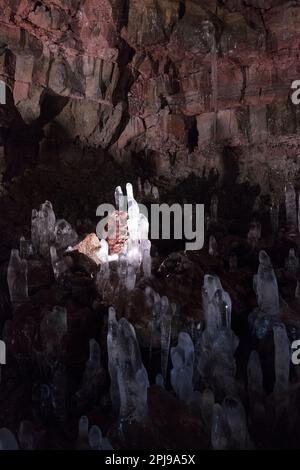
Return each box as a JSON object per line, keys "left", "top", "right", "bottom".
{"left": 7, "top": 200, "right": 79, "bottom": 308}
{"left": 77, "top": 416, "right": 112, "bottom": 450}
{"left": 194, "top": 275, "right": 239, "bottom": 397}
{"left": 96, "top": 183, "right": 152, "bottom": 301}
{"left": 31, "top": 201, "right": 78, "bottom": 256}
{"left": 253, "top": 251, "right": 279, "bottom": 316}
{"left": 107, "top": 307, "right": 149, "bottom": 422}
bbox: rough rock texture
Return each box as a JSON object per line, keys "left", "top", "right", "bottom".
{"left": 1, "top": 0, "right": 300, "bottom": 193}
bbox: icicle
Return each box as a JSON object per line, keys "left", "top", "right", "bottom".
{"left": 270, "top": 200, "right": 279, "bottom": 235}
{"left": 285, "top": 182, "right": 297, "bottom": 228}
{"left": 7, "top": 249, "right": 28, "bottom": 307}
{"left": 143, "top": 180, "right": 152, "bottom": 197}
{"left": 137, "top": 177, "right": 142, "bottom": 195}
{"left": 296, "top": 280, "right": 300, "bottom": 301}
{"left": 210, "top": 195, "right": 218, "bottom": 223}
{"left": 152, "top": 185, "right": 159, "bottom": 200}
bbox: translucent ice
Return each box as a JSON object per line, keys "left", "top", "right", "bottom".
{"left": 0, "top": 428, "right": 19, "bottom": 450}
{"left": 255, "top": 251, "right": 279, "bottom": 315}
{"left": 170, "top": 332, "right": 194, "bottom": 403}
{"left": 211, "top": 404, "right": 230, "bottom": 450}
{"left": 116, "top": 318, "right": 149, "bottom": 421}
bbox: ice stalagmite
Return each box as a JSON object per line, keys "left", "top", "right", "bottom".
{"left": 107, "top": 307, "right": 120, "bottom": 412}
{"left": 77, "top": 416, "right": 89, "bottom": 450}
{"left": 255, "top": 251, "right": 279, "bottom": 316}
{"left": 116, "top": 318, "right": 149, "bottom": 422}
{"left": 34, "top": 201, "right": 56, "bottom": 256}
{"left": 273, "top": 323, "right": 290, "bottom": 415}
{"left": 285, "top": 182, "right": 297, "bottom": 228}
{"left": 222, "top": 396, "right": 248, "bottom": 449}
{"left": 88, "top": 425, "right": 102, "bottom": 450}
{"left": 209, "top": 235, "right": 218, "bottom": 256}
{"left": 80, "top": 339, "right": 101, "bottom": 401}
{"left": 200, "top": 388, "right": 215, "bottom": 428}
{"left": 115, "top": 186, "right": 125, "bottom": 211}
{"left": 170, "top": 332, "right": 194, "bottom": 403}
{"left": 247, "top": 351, "right": 265, "bottom": 423}
{"left": 0, "top": 428, "right": 19, "bottom": 450}
{"left": 7, "top": 249, "right": 28, "bottom": 307}
{"left": 160, "top": 296, "right": 172, "bottom": 383}
{"left": 211, "top": 404, "right": 230, "bottom": 450}
{"left": 285, "top": 248, "right": 299, "bottom": 276}
{"left": 50, "top": 246, "right": 69, "bottom": 281}
{"left": 195, "top": 275, "right": 238, "bottom": 397}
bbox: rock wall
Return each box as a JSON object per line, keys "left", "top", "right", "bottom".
{"left": 1, "top": 0, "right": 300, "bottom": 192}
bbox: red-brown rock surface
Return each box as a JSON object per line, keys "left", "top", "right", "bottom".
{"left": 1, "top": 1, "right": 300, "bottom": 192}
